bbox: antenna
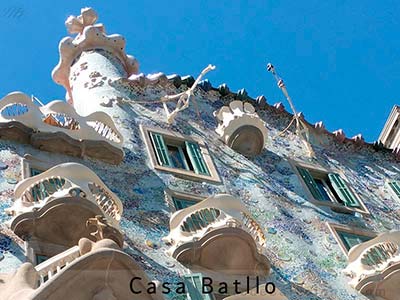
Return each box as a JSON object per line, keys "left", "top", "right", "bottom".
{"left": 266, "top": 63, "right": 314, "bottom": 157}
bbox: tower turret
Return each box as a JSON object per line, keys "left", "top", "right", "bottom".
{"left": 52, "top": 7, "right": 139, "bottom": 117}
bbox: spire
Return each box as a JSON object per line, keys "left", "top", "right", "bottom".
{"left": 52, "top": 7, "right": 139, "bottom": 93}
{"left": 65, "top": 7, "right": 98, "bottom": 35}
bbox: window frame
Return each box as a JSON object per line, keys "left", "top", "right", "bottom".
{"left": 141, "top": 125, "right": 221, "bottom": 183}
{"left": 21, "top": 154, "right": 56, "bottom": 179}
{"left": 165, "top": 189, "right": 206, "bottom": 212}
{"left": 289, "top": 159, "right": 369, "bottom": 215}
{"left": 25, "top": 238, "right": 68, "bottom": 266}
{"left": 386, "top": 180, "right": 400, "bottom": 201}
{"left": 327, "top": 223, "right": 377, "bottom": 256}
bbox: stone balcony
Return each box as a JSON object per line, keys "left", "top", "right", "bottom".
{"left": 214, "top": 101, "right": 267, "bottom": 156}
{"left": 7, "top": 163, "right": 123, "bottom": 247}
{"left": 0, "top": 92, "right": 124, "bottom": 164}
{"left": 164, "top": 194, "right": 270, "bottom": 278}
{"left": 223, "top": 284, "right": 287, "bottom": 300}
{"left": 0, "top": 238, "right": 164, "bottom": 300}
{"left": 344, "top": 231, "right": 400, "bottom": 300}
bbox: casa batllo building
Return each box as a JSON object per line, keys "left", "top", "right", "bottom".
{"left": 0, "top": 7, "right": 399, "bottom": 300}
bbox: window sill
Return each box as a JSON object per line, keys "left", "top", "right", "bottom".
{"left": 154, "top": 165, "right": 221, "bottom": 184}
{"left": 309, "top": 199, "right": 370, "bottom": 215}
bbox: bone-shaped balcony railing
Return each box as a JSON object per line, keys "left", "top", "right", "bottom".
{"left": 360, "top": 241, "right": 398, "bottom": 267}
{"left": 344, "top": 231, "right": 400, "bottom": 288}
{"left": 164, "top": 194, "right": 266, "bottom": 252}
{"left": 35, "top": 245, "right": 80, "bottom": 287}
{"left": 8, "top": 163, "right": 123, "bottom": 226}
{"left": 0, "top": 92, "right": 123, "bottom": 153}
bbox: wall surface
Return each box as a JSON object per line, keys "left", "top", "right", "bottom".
{"left": 1, "top": 44, "right": 400, "bottom": 300}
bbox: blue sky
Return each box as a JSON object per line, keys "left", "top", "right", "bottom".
{"left": 0, "top": 1, "right": 399, "bottom": 142}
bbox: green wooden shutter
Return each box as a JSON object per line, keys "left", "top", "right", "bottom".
{"left": 388, "top": 181, "right": 400, "bottom": 199}
{"left": 328, "top": 173, "right": 360, "bottom": 208}
{"left": 149, "top": 132, "right": 172, "bottom": 167}
{"left": 183, "top": 273, "right": 214, "bottom": 300}
{"left": 296, "top": 167, "right": 324, "bottom": 201}
{"left": 185, "top": 142, "right": 210, "bottom": 176}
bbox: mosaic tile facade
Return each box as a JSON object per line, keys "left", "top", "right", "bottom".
{"left": 1, "top": 7, "right": 400, "bottom": 300}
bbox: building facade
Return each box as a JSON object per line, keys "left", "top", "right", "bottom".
{"left": 0, "top": 7, "right": 400, "bottom": 300}
{"left": 378, "top": 105, "right": 400, "bottom": 155}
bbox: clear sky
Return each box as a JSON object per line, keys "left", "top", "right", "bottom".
{"left": 1, "top": 1, "right": 399, "bottom": 142}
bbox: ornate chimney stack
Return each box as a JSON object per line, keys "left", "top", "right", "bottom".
{"left": 52, "top": 7, "right": 139, "bottom": 116}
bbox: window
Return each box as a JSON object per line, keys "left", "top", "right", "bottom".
{"left": 141, "top": 126, "right": 220, "bottom": 183}
{"left": 327, "top": 223, "right": 376, "bottom": 255}
{"left": 173, "top": 196, "right": 198, "bottom": 210}
{"left": 165, "top": 189, "right": 205, "bottom": 212}
{"left": 184, "top": 273, "right": 215, "bottom": 300}
{"left": 337, "top": 231, "right": 372, "bottom": 251}
{"left": 151, "top": 132, "right": 209, "bottom": 175}
{"left": 388, "top": 181, "right": 400, "bottom": 200}
{"left": 293, "top": 162, "right": 368, "bottom": 214}
{"left": 35, "top": 254, "right": 48, "bottom": 265}
{"left": 30, "top": 168, "right": 43, "bottom": 176}
{"left": 21, "top": 154, "right": 55, "bottom": 179}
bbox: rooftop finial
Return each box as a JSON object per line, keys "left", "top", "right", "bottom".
{"left": 267, "top": 63, "right": 315, "bottom": 157}
{"left": 65, "top": 7, "right": 98, "bottom": 35}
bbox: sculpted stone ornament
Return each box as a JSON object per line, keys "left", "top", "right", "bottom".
{"left": 86, "top": 215, "right": 124, "bottom": 248}
{"left": 65, "top": 7, "right": 98, "bottom": 35}
{"left": 344, "top": 231, "right": 400, "bottom": 300}
{"left": 161, "top": 64, "right": 216, "bottom": 124}
{"left": 87, "top": 215, "right": 108, "bottom": 240}
{"left": 163, "top": 194, "right": 270, "bottom": 278}
{"left": 214, "top": 100, "right": 268, "bottom": 156}
{"left": 0, "top": 92, "right": 124, "bottom": 164}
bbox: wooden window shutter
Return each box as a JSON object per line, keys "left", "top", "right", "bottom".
{"left": 149, "top": 132, "right": 172, "bottom": 167}
{"left": 296, "top": 167, "right": 324, "bottom": 201}
{"left": 185, "top": 141, "right": 210, "bottom": 176}
{"left": 328, "top": 173, "right": 360, "bottom": 207}
{"left": 388, "top": 181, "right": 400, "bottom": 199}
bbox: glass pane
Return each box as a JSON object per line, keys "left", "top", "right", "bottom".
{"left": 314, "top": 179, "right": 332, "bottom": 201}
{"left": 172, "top": 197, "right": 197, "bottom": 210}
{"left": 36, "top": 254, "right": 48, "bottom": 264}
{"left": 338, "top": 231, "right": 373, "bottom": 251}
{"left": 167, "top": 145, "right": 187, "bottom": 170}
{"left": 30, "top": 168, "right": 43, "bottom": 176}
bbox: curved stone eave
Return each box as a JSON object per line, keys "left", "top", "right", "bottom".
{"left": 0, "top": 121, "right": 33, "bottom": 144}
{"left": 355, "top": 263, "right": 400, "bottom": 300}
{"left": 227, "top": 124, "right": 266, "bottom": 156}
{"left": 0, "top": 123, "right": 124, "bottom": 164}
{"left": 172, "top": 227, "right": 270, "bottom": 277}
{"left": 10, "top": 196, "right": 122, "bottom": 247}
